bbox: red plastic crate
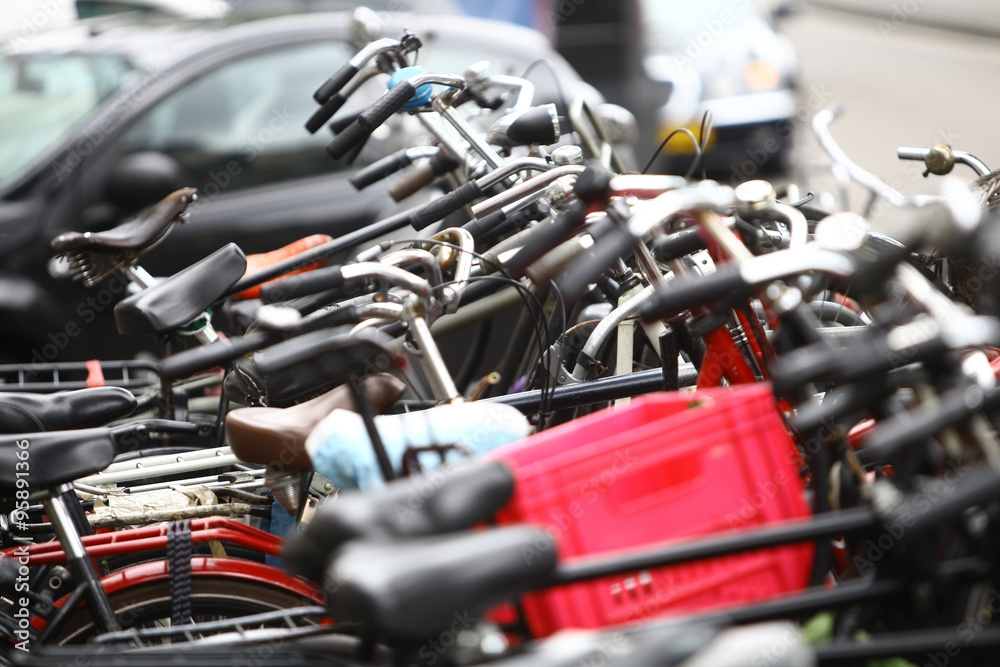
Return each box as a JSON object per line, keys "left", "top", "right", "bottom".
{"left": 486, "top": 383, "right": 813, "bottom": 637}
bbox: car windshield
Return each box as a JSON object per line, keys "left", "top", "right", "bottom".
{"left": 0, "top": 52, "right": 137, "bottom": 188}
{"left": 641, "top": 0, "right": 756, "bottom": 51}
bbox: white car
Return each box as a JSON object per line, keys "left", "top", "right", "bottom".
{"left": 640, "top": 0, "right": 799, "bottom": 179}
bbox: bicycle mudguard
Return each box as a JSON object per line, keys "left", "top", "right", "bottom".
{"left": 34, "top": 557, "right": 325, "bottom": 636}
{"left": 93, "top": 557, "right": 322, "bottom": 601}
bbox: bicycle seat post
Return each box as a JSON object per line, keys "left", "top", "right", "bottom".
{"left": 43, "top": 485, "right": 121, "bottom": 633}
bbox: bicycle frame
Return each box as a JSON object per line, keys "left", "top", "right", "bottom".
{"left": 2, "top": 516, "right": 322, "bottom": 645}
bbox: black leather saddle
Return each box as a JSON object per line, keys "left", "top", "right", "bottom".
{"left": 0, "top": 428, "right": 115, "bottom": 495}
{"left": 114, "top": 243, "right": 247, "bottom": 335}
{"left": 51, "top": 188, "right": 197, "bottom": 254}
{"left": 283, "top": 460, "right": 514, "bottom": 584}
{"left": 0, "top": 387, "right": 136, "bottom": 433}
{"left": 326, "top": 526, "right": 557, "bottom": 643}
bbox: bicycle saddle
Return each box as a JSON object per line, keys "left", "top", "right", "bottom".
{"left": 0, "top": 387, "right": 136, "bottom": 433}
{"left": 305, "top": 401, "right": 531, "bottom": 490}
{"left": 115, "top": 243, "right": 247, "bottom": 335}
{"left": 0, "top": 428, "right": 115, "bottom": 495}
{"left": 225, "top": 373, "right": 406, "bottom": 469}
{"left": 325, "top": 526, "right": 557, "bottom": 643}
{"left": 50, "top": 188, "right": 197, "bottom": 254}
{"left": 225, "top": 330, "right": 396, "bottom": 408}
{"left": 284, "top": 459, "right": 514, "bottom": 584}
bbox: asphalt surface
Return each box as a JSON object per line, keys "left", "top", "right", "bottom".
{"left": 771, "top": 1, "right": 1000, "bottom": 226}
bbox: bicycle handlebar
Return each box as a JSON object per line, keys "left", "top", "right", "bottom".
{"left": 350, "top": 146, "right": 440, "bottom": 191}
{"left": 505, "top": 200, "right": 587, "bottom": 279}
{"left": 314, "top": 62, "right": 359, "bottom": 105}
{"left": 812, "top": 108, "right": 943, "bottom": 209}
{"left": 327, "top": 81, "right": 417, "bottom": 159}
{"left": 313, "top": 37, "right": 406, "bottom": 104}
{"left": 557, "top": 222, "right": 636, "bottom": 301}
{"left": 306, "top": 65, "right": 384, "bottom": 135}
{"left": 259, "top": 266, "right": 347, "bottom": 302}
{"left": 388, "top": 150, "right": 461, "bottom": 201}
{"left": 260, "top": 262, "right": 432, "bottom": 305}
{"left": 160, "top": 330, "right": 281, "bottom": 380}
{"left": 405, "top": 180, "right": 484, "bottom": 230}
{"left": 897, "top": 145, "right": 991, "bottom": 178}
{"left": 640, "top": 264, "right": 748, "bottom": 321}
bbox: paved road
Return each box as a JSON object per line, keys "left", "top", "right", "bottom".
{"left": 772, "top": 1, "right": 1000, "bottom": 225}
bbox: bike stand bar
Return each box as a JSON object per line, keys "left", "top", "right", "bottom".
{"left": 485, "top": 365, "right": 698, "bottom": 414}
{"left": 660, "top": 327, "right": 678, "bottom": 391}
{"left": 721, "top": 556, "right": 987, "bottom": 627}
{"left": 545, "top": 507, "right": 878, "bottom": 586}
{"left": 816, "top": 627, "right": 1000, "bottom": 664}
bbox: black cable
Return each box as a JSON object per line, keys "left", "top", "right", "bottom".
{"left": 380, "top": 239, "right": 554, "bottom": 392}
{"left": 537, "top": 281, "right": 568, "bottom": 430}
{"left": 641, "top": 128, "right": 702, "bottom": 175}
{"left": 687, "top": 109, "right": 713, "bottom": 180}
{"left": 453, "top": 318, "right": 492, "bottom": 392}
{"left": 521, "top": 59, "right": 569, "bottom": 116}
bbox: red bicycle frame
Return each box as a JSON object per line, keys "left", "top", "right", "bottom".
{"left": 0, "top": 517, "right": 324, "bottom": 633}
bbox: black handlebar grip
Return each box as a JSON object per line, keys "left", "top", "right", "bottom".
{"left": 259, "top": 266, "right": 346, "bottom": 303}
{"left": 557, "top": 225, "right": 637, "bottom": 302}
{"left": 506, "top": 201, "right": 587, "bottom": 279}
{"left": 389, "top": 162, "right": 438, "bottom": 201}
{"left": 326, "top": 120, "right": 370, "bottom": 160}
{"left": 329, "top": 110, "right": 362, "bottom": 135}
{"left": 358, "top": 81, "right": 416, "bottom": 133}
{"left": 160, "top": 330, "right": 279, "bottom": 380}
{"left": 351, "top": 150, "right": 413, "bottom": 190}
{"left": 845, "top": 236, "right": 912, "bottom": 302}
{"left": 405, "top": 180, "right": 483, "bottom": 231}
{"left": 312, "top": 304, "right": 361, "bottom": 330}
{"left": 653, "top": 228, "right": 707, "bottom": 262}
{"left": 389, "top": 151, "right": 461, "bottom": 201}
{"left": 526, "top": 236, "right": 594, "bottom": 287}
{"left": 640, "top": 264, "right": 748, "bottom": 322}
{"left": 862, "top": 384, "right": 988, "bottom": 465}
{"left": 573, "top": 166, "right": 616, "bottom": 205}
{"left": 462, "top": 209, "right": 508, "bottom": 242}
{"left": 768, "top": 342, "right": 842, "bottom": 397}
{"left": 326, "top": 83, "right": 416, "bottom": 160}
{"left": 305, "top": 93, "right": 347, "bottom": 134}
{"left": 895, "top": 463, "right": 1000, "bottom": 537}
{"left": 314, "top": 63, "right": 358, "bottom": 104}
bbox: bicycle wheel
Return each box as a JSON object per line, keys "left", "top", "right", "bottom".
{"left": 52, "top": 576, "right": 322, "bottom": 644}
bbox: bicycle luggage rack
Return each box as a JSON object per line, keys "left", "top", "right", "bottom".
{"left": 0, "top": 360, "right": 159, "bottom": 392}
{"left": 90, "top": 605, "right": 331, "bottom": 645}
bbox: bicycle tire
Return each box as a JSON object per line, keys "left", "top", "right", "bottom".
{"left": 52, "top": 576, "right": 321, "bottom": 645}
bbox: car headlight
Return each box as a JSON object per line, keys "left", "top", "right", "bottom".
{"left": 743, "top": 60, "right": 780, "bottom": 90}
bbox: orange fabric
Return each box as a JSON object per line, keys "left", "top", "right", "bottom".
{"left": 235, "top": 234, "right": 334, "bottom": 300}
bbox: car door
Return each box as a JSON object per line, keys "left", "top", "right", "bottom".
{"left": 15, "top": 35, "right": 398, "bottom": 361}
{"left": 98, "top": 38, "right": 396, "bottom": 276}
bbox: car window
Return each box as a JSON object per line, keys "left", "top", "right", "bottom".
{"left": 120, "top": 40, "right": 358, "bottom": 197}
{"left": 0, "top": 53, "right": 134, "bottom": 189}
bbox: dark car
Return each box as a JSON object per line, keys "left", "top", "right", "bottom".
{"left": 0, "top": 10, "right": 593, "bottom": 362}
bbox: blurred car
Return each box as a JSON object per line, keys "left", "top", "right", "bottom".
{"left": 73, "top": 0, "right": 230, "bottom": 19}
{"left": 639, "top": 0, "right": 798, "bottom": 177}
{"left": 0, "top": 10, "right": 595, "bottom": 362}
{"left": 552, "top": 0, "right": 796, "bottom": 177}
